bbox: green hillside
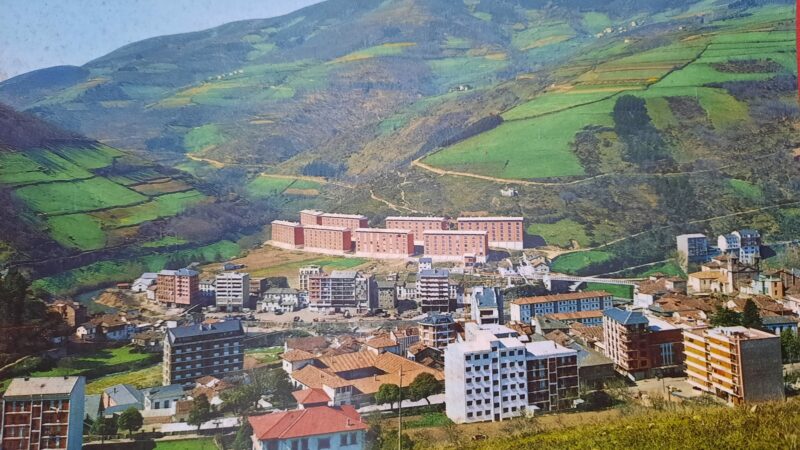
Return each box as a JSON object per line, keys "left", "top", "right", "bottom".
{"left": 0, "top": 0, "right": 797, "bottom": 281}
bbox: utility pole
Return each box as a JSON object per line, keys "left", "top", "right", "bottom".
{"left": 398, "top": 366, "right": 403, "bottom": 450}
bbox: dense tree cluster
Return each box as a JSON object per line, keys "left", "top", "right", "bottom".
{"left": 613, "top": 95, "right": 672, "bottom": 170}
{"left": 0, "top": 270, "right": 67, "bottom": 359}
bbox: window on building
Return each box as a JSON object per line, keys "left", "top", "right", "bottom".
{"left": 318, "top": 437, "right": 331, "bottom": 449}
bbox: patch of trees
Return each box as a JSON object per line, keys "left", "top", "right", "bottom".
{"left": 781, "top": 330, "right": 800, "bottom": 363}
{"left": 0, "top": 104, "right": 81, "bottom": 149}
{"left": 218, "top": 368, "right": 296, "bottom": 414}
{"left": 301, "top": 160, "right": 345, "bottom": 178}
{"left": 571, "top": 126, "right": 608, "bottom": 176}
{"left": 710, "top": 300, "right": 763, "bottom": 329}
{"left": 0, "top": 270, "right": 68, "bottom": 358}
{"left": 711, "top": 59, "right": 783, "bottom": 74}
{"left": 613, "top": 95, "right": 672, "bottom": 170}
{"left": 709, "top": 74, "right": 796, "bottom": 101}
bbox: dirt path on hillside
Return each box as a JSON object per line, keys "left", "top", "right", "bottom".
{"left": 369, "top": 189, "right": 422, "bottom": 213}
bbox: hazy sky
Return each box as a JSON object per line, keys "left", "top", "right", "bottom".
{"left": 0, "top": 0, "right": 325, "bottom": 81}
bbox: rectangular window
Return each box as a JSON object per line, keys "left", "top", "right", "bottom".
{"left": 318, "top": 437, "right": 330, "bottom": 449}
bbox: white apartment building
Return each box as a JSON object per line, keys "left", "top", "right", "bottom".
{"left": 215, "top": 272, "right": 250, "bottom": 312}
{"left": 445, "top": 323, "right": 578, "bottom": 424}
{"left": 299, "top": 265, "right": 322, "bottom": 291}
{"left": 510, "top": 291, "right": 613, "bottom": 324}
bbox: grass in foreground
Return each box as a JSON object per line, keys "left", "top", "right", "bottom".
{"left": 85, "top": 364, "right": 163, "bottom": 394}
{"left": 467, "top": 401, "right": 800, "bottom": 450}
{"left": 153, "top": 438, "right": 218, "bottom": 450}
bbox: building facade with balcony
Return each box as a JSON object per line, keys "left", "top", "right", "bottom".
{"left": 683, "top": 326, "right": 783, "bottom": 404}
{"left": 307, "top": 271, "right": 376, "bottom": 313}
{"left": 602, "top": 308, "right": 685, "bottom": 379}
{"left": 418, "top": 269, "right": 452, "bottom": 313}
{"left": 163, "top": 320, "right": 245, "bottom": 386}
{"left": 215, "top": 272, "right": 251, "bottom": 312}
{"left": 418, "top": 313, "right": 457, "bottom": 349}
{"left": 1, "top": 376, "right": 85, "bottom": 450}
{"left": 156, "top": 268, "right": 200, "bottom": 307}
{"left": 444, "top": 323, "right": 578, "bottom": 424}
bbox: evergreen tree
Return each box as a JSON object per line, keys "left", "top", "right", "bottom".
{"left": 117, "top": 407, "right": 143, "bottom": 437}
{"left": 741, "top": 299, "right": 764, "bottom": 330}
{"left": 232, "top": 417, "right": 253, "bottom": 450}
{"left": 710, "top": 306, "right": 742, "bottom": 327}
{"left": 187, "top": 394, "right": 212, "bottom": 430}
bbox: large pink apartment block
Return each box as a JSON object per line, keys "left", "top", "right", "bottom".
{"left": 299, "top": 209, "right": 324, "bottom": 226}
{"left": 156, "top": 268, "right": 200, "bottom": 307}
{"left": 385, "top": 216, "right": 449, "bottom": 245}
{"left": 271, "top": 220, "right": 304, "bottom": 248}
{"left": 423, "top": 230, "right": 488, "bottom": 263}
{"left": 354, "top": 228, "right": 415, "bottom": 258}
{"left": 303, "top": 225, "right": 352, "bottom": 254}
{"left": 319, "top": 213, "right": 369, "bottom": 230}
{"left": 457, "top": 217, "right": 524, "bottom": 250}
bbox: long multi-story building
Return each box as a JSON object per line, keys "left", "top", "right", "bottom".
{"left": 445, "top": 323, "right": 578, "bottom": 424}
{"left": 602, "top": 308, "right": 685, "bottom": 379}
{"left": 1, "top": 376, "right": 85, "bottom": 450}
{"left": 354, "top": 228, "right": 415, "bottom": 259}
{"left": 684, "top": 326, "right": 783, "bottom": 404}
{"left": 303, "top": 225, "right": 352, "bottom": 255}
{"left": 320, "top": 213, "right": 369, "bottom": 230}
{"left": 156, "top": 268, "right": 200, "bottom": 307}
{"left": 418, "top": 313, "right": 457, "bottom": 349}
{"left": 418, "top": 269, "right": 453, "bottom": 313}
{"left": 270, "top": 220, "right": 304, "bottom": 249}
{"left": 385, "top": 217, "right": 449, "bottom": 246}
{"left": 456, "top": 217, "right": 524, "bottom": 250}
{"left": 215, "top": 272, "right": 250, "bottom": 312}
{"left": 307, "top": 271, "right": 377, "bottom": 313}
{"left": 163, "top": 320, "right": 245, "bottom": 386}
{"left": 510, "top": 291, "right": 613, "bottom": 324}
{"left": 422, "top": 230, "right": 488, "bottom": 263}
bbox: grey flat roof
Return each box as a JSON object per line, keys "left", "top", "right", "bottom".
{"left": 167, "top": 319, "right": 243, "bottom": 341}
{"left": 4, "top": 376, "right": 81, "bottom": 398}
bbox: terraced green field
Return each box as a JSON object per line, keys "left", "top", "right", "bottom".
{"left": 15, "top": 177, "right": 146, "bottom": 215}
{"left": 97, "top": 190, "right": 207, "bottom": 228}
{"left": 0, "top": 149, "right": 93, "bottom": 185}
{"left": 47, "top": 214, "right": 106, "bottom": 250}
{"left": 184, "top": 124, "right": 226, "bottom": 153}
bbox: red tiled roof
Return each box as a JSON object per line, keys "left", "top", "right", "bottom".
{"left": 292, "top": 388, "right": 331, "bottom": 405}
{"left": 282, "top": 349, "right": 316, "bottom": 362}
{"left": 249, "top": 406, "right": 367, "bottom": 441}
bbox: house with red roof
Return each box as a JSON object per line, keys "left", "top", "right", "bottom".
{"left": 248, "top": 405, "right": 368, "bottom": 450}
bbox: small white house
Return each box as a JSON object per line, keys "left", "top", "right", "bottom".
{"left": 132, "top": 273, "right": 158, "bottom": 292}
{"left": 259, "top": 288, "right": 302, "bottom": 313}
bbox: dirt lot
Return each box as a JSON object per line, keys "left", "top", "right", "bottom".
{"left": 199, "top": 244, "right": 413, "bottom": 288}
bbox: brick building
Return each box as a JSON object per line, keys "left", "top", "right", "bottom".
{"left": 422, "top": 230, "right": 488, "bottom": 263}
{"left": 1, "top": 376, "right": 85, "bottom": 450}
{"left": 156, "top": 268, "right": 200, "bottom": 307}
{"left": 602, "top": 308, "right": 685, "bottom": 379}
{"left": 163, "top": 320, "right": 245, "bottom": 386}
{"left": 354, "top": 228, "right": 415, "bottom": 259}
{"left": 303, "top": 225, "right": 353, "bottom": 255}
{"left": 319, "top": 213, "right": 369, "bottom": 230}
{"left": 684, "top": 326, "right": 783, "bottom": 404}
{"left": 299, "top": 209, "right": 324, "bottom": 226}
{"left": 456, "top": 217, "right": 524, "bottom": 250}
{"left": 271, "top": 220, "right": 304, "bottom": 249}
{"left": 385, "top": 216, "right": 449, "bottom": 246}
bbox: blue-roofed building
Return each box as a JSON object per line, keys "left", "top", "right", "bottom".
{"left": 470, "top": 286, "right": 503, "bottom": 325}
{"left": 417, "top": 313, "right": 456, "bottom": 349}
{"left": 761, "top": 315, "right": 799, "bottom": 336}
{"left": 163, "top": 320, "right": 245, "bottom": 386}
{"left": 102, "top": 384, "right": 143, "bottom": 415}
{"left": 602, "top": 308, "right": 685, "bottom": 380}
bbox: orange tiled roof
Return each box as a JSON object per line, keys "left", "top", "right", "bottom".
{"left": 282, "top": 349, "right": 316, "bottom": 362}
{"left": 292, "top": 388, "right": 331, "bottom": 405}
